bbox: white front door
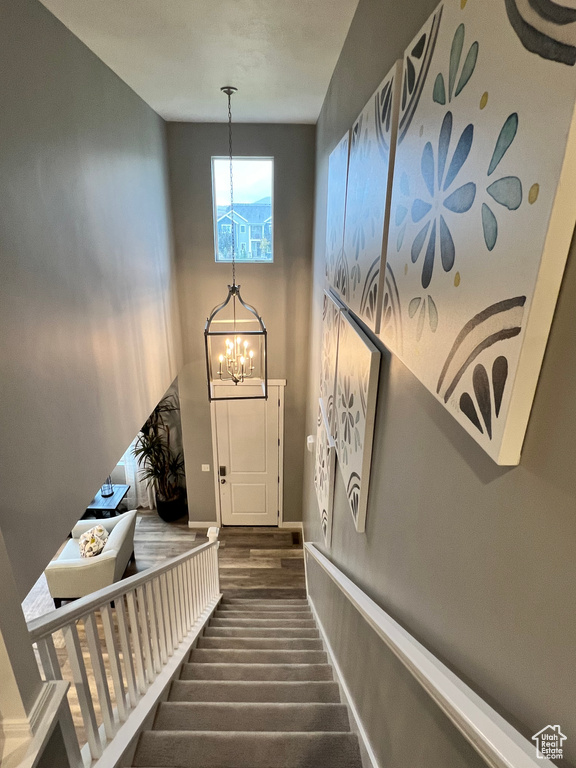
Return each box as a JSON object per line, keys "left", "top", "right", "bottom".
{"left": 213, "top": 384, "right": 282, "bottom": 526}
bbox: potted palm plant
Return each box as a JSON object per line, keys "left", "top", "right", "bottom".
{"left": 133, "top": 394, "right": 187, "bottom": 522}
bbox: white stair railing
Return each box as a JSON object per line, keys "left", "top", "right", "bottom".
{"left": 27, "top": 536, "right": 221, "bottom": 767}
{"left": 305, "top": 542, "right": 542, "bottom": 768}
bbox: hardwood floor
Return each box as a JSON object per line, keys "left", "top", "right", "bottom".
{"left": 23, "top": 511, "right": 305, "bottom": 622}
{"left": 21, "top": 511, "right": 305, "bottom": 750}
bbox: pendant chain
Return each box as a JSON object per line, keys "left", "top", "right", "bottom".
{"left": 227, "top": 91, "right": 236, "bottom": 287}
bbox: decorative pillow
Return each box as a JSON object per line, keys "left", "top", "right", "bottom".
{"left": 79, "top": 524, "right": 109, "bottom": 558}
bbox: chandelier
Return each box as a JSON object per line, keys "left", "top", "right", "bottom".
{"left": 204, "top": 87, "right": 268, "bottom": 401}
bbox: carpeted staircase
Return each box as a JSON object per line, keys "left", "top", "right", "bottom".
{"left": 132, "top": 598, "right": 362, "bottom": 768}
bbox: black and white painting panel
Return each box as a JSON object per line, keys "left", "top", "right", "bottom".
{"left": 335, "top": 312, "right": 381, "bottom": 533}
{"left": 319, "top": 290, "right": 344, "bottom": 438}
{"left": 314, "top": 399, "right": 336, "bottom": 548}
{"left": 338, "top": 61, "right": 403, "bottom": 333}
{"left": 325, "top": 132, "right": 350, "bottom": 292}
{"left": 381, "top": 0, "right": 576, "bottom": 465}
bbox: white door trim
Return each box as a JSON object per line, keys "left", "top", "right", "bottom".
{"left": 210, "top": 380, "right": 286, "bottom": 527}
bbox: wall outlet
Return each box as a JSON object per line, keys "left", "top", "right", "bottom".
{"left": 201, "top": 464, "right": 210, "bottom": 472}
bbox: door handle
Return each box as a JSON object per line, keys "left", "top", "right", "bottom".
{"left": 220, "top": 478, "right": 226, "bottom": 484}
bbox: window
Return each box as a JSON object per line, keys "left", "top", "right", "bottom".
{"left": 212, "top": 157, "right": 273, "bottom": 262}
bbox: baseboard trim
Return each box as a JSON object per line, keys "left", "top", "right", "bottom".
{"left": 188, "top": 521, "right": 217, "bottom": 528}
{"left": 278, "top": 521, "right": 303, "bottom": 530}
{"left": 308, "top": 596, "right": 380, "bottom": 768}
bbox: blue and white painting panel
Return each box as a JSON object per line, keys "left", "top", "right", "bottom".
{"left": 335, "top": 312, "right": 380, "bottom": 533}
{"left": 336, "top": 61, "right": 402, "bottom": 333}
{"left": 314, "top": 399, "right": 336, "bottom": 547}
{"left": 325, "top": 133, "right": 350, "bottom": 292}
{"left": 381, "top": 0, "right": 576, "bottom": 465}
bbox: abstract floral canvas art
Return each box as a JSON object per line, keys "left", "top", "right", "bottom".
{"left": 319, "top": 290, "right": 343, "bottom": 437}
{"left": 325, "top": 132, "right": 350, "bottom": 291}
{"left": 332, "top": 61, "right": 402, "bottom": 333}
{"left": 314, "top": 399, "right": 336, "bottom": 547}
{"left": 381, "top": 0, "right": 576, "bottom": 465}
{"left": 335, "top": 312, "right": 380, "bottom": 532}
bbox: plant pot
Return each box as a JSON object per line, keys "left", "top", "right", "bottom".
{"left": 156, "top": 492, "right": 187, "bottom": 523}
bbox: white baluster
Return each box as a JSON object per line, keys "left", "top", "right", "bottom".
{"left": 153, "top": 576, "right": 168, "bottom": 664}
{"left": 168, "top": 569, "right": 182, "bottom": 645}
{"left": 115, "top": 596, "right": 139, "bottom": 708}
{"left": 100, "top": 603, "right": 127, "bottom": 722}
{"left": 185, "top": 559, "right": 194, "bottom": 624}
{"left": 136, "top": 586, "right": 154, "bottom": 684}
{"left": 192, "top": 557, "right": 199, "bottom": 619}
{"left": 36, "top": 635, "right": 62, "bottom": 681}
{"left": 126, "top": 591, "right": 147, "bottom": 695}
{"left": 214, "top": 545, "right": 221, "bottom": 595}
{"left": 160, "top": 572, "right": 174, "bottom": 655}
{"left": 84, "top": 612, "right": 115, "bottom": 741}
{"left": 179, "top": 564, "right": 189, "bottom": 632}
{"left": 145, "top": 580, "right": 162, "bottom": 674}
{"left": 62, "top": 621, "right": 102, "bottom": 760}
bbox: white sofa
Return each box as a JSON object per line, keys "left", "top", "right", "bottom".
{"left": 44, "top": 510, "right": 138, "bottom": 608}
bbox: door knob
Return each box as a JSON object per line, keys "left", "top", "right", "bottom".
{"left": 220, "top": 479, "right": 226, "bottom": 484}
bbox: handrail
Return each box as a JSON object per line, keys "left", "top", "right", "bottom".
{"left": 28, "top": 540, "right": 216, "bottom": 641}
{"left": 305, "top": 543, "right": 541, "bottom": 768}
{"left": 28, "top": 533, "right": 221, "bottom": 766}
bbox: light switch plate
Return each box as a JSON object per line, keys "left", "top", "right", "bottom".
{"left": 201, "top": 464, "right": 210, "bottom": 472}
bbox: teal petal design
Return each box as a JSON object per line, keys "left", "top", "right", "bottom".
{"left": 488, "top": 114, "right": 518, "bottom": 176}
{"left": 422, "top": 219, "right": 437, "bottom": 289}
{"left": 397, "top": 223, "right": 407, "bottom": 251}
{"left": 449, "top": 24, "right": 465, "bottom": 101}
{"left": 439, "top": 215, "right": 455, "bottom": 272}
{"left": 421, "top": 142, "right": 435, "bottom": 197}
{"left": 433, "top": 73, "right": 446, "bottom": 105}
{"left": 411, "top": 221, "right": 430, "bottom": 263}
{"left": 427, "top": 295, "right": 438, "bottom": 332}
{"left": 443, "top": 182, "right": 476, "bottom": 213}
{"left": 395, "top": 205, "right": 408, "bottom": 226}
{"left": 408, "top": 297, "right": 421, "bottom": 318}
{"left": 412, "top": 198, "right": 432, "bottom": 222}
{"left": 454, "top": 42, "right": 479, "bottom": 97}
{"left": 438, "top": 112, "right": 452, "bottom": 189}
{"left": 482, "top": 203, "right": 498, "bottom": 251}
{"left": 487, "top": 176, "right": 523, "bottom": 210}
{"left": 443, "top": 124, "right": 474, "bottom": 191}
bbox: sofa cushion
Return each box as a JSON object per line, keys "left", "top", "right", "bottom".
{"left": 79, "top": 524, "right": 109, "bottom": 557}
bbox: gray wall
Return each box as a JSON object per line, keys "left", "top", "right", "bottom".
{"left": 303, "top": 0, "right": 576, "bottom": 765}
{"left": 167, "top": 123, "right": 315, "bottom": 524}
{"left": 0, "top": 0, "right": 181, "bottom": 597}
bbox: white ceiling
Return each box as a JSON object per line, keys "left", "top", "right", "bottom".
{"left": 39, "top": 0, "right": 359, "bottom": 123}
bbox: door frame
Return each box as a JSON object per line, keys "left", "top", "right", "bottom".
{"left": 210, "top": 379, "right": 286, "bottom": 527}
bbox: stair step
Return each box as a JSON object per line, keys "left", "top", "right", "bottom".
{"left": 197, "top": 637, "right": 323, "bottom": 651}
{"left": 190, "top": 648, "right": 327, "bottom": 664}
{"left": 153, "top": 702, "right": 350, "bottom": 732}
{"left": 221, "top": 599, "right": 308, "bottom": 605}
{"left": 210, "top": 618, "right": 316, "bottom": 628}
{"left": 217, "top": 604, "right": 311, "bottom": 613}
{"left": 204, "top": 626, "right": 320, "bottom": 638}
{"left": 169, "top": 680, "right": 341, "bottom": 703}
{"left": 214, "top": 611, "right": 312, "bottom": 621}
{"left": 181, "top": 663, "right": 333, "bottom": 681}
{"left": 134, "top": 731, "right": 361, "bottom": 768}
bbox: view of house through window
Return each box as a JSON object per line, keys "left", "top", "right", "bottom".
{"left": 212, "top": 157, "right": 273, "bottom": 262}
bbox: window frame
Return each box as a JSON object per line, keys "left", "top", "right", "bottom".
{"left": 211, "top": 156, "right": 274, "bottom": 263}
